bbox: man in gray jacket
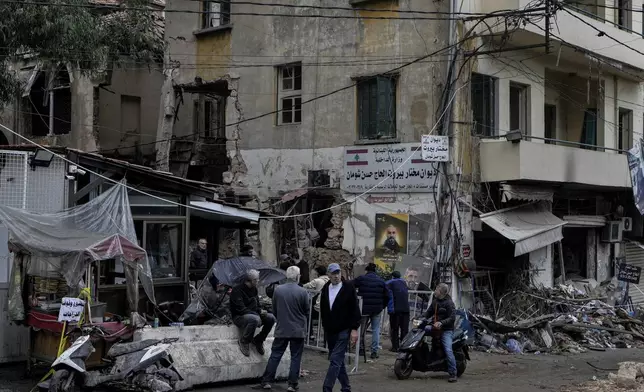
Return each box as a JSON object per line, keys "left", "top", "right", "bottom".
{"left": 258, "top": 266, "right": 310, "bottom": 391}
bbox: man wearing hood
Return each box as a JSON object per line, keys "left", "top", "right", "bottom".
{"left": 424, "top": 283, "right": 457, "bottom": 383}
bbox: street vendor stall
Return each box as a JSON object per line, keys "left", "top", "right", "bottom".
{"left": 0, "top": 181, "right": 155, "bottom": 369}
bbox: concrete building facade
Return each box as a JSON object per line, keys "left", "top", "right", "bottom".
{"left": 161, "top": 0, "right": 460, "bottom": 281}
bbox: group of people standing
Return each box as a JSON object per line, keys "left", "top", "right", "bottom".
{"left": 228, "top": 261, "right": 457, "bottom": 392}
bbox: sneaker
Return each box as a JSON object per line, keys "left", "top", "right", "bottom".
{"left": 238, "top": 339, "right": 250, "bottom": 357}
{"left": 253, "top": 338, "right": 265, "bottom": 356}
{"left": 370, "top": 352, "right": 379, "bottom": 359}
{"left": 251, "top": 383, "right": 271, "bottom": 390}
{"left": 287, "top": 385, "right": 299, "bottom": 392}
{"left": 448, "top": 376, "right": 458, "bottom": 383}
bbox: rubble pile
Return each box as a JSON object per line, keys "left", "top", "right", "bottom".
{"left": 562, "top": 362, "right": 644, "bottom": 392}
{"left": 471, "top": 279, "right": 644, "bottom": 354}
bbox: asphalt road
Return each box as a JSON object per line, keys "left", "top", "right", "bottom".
{"left": 2, "top": 347, "right": 641, "bottom": 391}
{"left": 205, "top": 348, "right": 644, "bottom": 392}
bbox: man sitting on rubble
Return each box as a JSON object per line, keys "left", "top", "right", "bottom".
{"left": 230, "top": 269, "right": 276, "bottom": 357}
{"left": 425, "top": 282, "right": 457, "bottom": 383}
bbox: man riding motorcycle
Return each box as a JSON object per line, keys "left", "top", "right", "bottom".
{"left": 425, "top": 283, "right": 457, "bottom": 383}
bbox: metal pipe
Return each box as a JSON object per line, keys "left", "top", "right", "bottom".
{"left": 48, "top": 90, "right": 54, "bottom": 136}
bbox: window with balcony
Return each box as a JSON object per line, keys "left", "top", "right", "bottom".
{"left": 544, "top": 104, "right": 556, "bottom": 144}
{"left": 203, "top": 0, "right": 230, "bottom": 29}
{"left": 619, "top": 108, "right": 633, "bottom": 153}
{"left": 617, "top": 0, "right": 632, "bottom": 31}
{"left": 277, "top": 63, "right": 302, "bottom": 125}
{"left": 357, "top": 76, "right": 397, "bottom": 140}
{"left": 471, "top": 73, "right": 496, "bottom": 137}
{"left": 510, "top": 82, "right": 529, "bottom": 135}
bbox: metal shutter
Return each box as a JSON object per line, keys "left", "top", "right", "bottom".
{"left": 625, "top": 242, "right": 644, "bottom": 305}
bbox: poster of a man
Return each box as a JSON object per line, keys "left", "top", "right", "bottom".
{"left": 374, "top": 213, "right": 408, "bottom": 267}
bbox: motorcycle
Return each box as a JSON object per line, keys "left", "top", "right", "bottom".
{"left": 40, "top": 327, "right": 183, "bottom": 392}
{"left": 393, "top": 317, "right": 470, "bottom": 380}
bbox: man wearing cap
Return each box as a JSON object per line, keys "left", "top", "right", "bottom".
{"left": 320, "top": 263, "right": 361, "bottom": 392}
{"left": 385, "top": 271, "right": 410, "bottom": 352}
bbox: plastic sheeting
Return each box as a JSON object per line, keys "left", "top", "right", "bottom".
{"left": 629, "top": 139, "right": 644, "bottom": 215}
{"left": 0, "top": 181, "right": 155, "bottom": 307}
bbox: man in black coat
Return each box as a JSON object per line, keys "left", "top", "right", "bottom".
{"left": 230, "top": 269, "right": 276, "bottom": 357}
{"left": 320, "top": 263, "right": 361, "bottom": 392}
{"left": 424, "top": 283, "right": 457, "bottom": 382}
{"left": 353, "top": 263, "right": 388, "bottom": 359}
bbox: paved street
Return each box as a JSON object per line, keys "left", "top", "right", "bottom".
{"left": 1, "top": 347, "right": 641, "bottom": 391}
{"left": 207, "top": 348, "right": 644, "bottom": 392}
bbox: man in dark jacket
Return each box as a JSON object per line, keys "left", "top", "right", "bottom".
{"left": 424, "top": 283, "right": 457, "bottom": 382}
{"left": 230, "top": 269, "right": 276, "bottom": 357}
{"left": 353, "top": 263, "right": 388, "bottom": 359}
{"left": 385, "top": 271, "right": 410, "bottom": 352}
{"left": 320, "top": 263, "right": 361, "bottom": 392}
{"left": 189, "top": 238, "right": 208, "bottom": 269}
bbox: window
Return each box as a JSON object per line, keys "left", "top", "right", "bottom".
{"left": 544, "top": 104, "right": 556, "bottom": 144}
{"left": 145, "top": 222, "right": 184, "bottom": 279}
{"left": 120, "top": 95, "right": 141, "bottom": 137}
{"left": 357, "top": 76, "right": 397, "bottom": 140}
{"left": 617, "top": 0, "right": 631, "bottom": 30}
{"left": 471, "top": 73, "right": 496, "bottom": 136}
{"left": 510, "top": 82, "right": 529, "bottom": 135}
{"left": 203, "top": 0, "right": 230, "bottom": 28}
{"left": 619, "top": 108, "right": 633, "bottom": 153}
{"left": 277, "top": 64, "right": 302, "bottom": 125}
{"left": 193, "top": 95, "right": 225, "bottom": 138}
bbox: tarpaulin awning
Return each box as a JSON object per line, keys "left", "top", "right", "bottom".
{"left": 501, "top": 184, "right": 554, "bottom": 203}
{"left": 563, "top": 215, "right": 607, "bottom": 228}
{"left": 480, "top": 202, "right": 567, "bottom": 257}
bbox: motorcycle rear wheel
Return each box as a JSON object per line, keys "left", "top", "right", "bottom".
{"left": 394, "top": 358, "right": 413, "bottom": 380}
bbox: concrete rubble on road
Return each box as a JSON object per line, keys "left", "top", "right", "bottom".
{"left": 470, "top": 278, "right": 644, "bottom": 355}
{"left": 562, "top": 362, "right": 644, "bottom": 392}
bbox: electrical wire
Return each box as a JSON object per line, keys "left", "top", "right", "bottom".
{"left": 0, "top": 85, "right": 462, "bottom": 220}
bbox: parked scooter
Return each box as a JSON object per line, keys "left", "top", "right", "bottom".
{"left": 40, "top": 327, "right": 182, "bottom": 392}
{"left": 393, "top": 317, "right": 470, "bottom": 380}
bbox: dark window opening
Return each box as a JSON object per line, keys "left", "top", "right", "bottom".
{"left": 26, "top": 70, "right": 72, "bottom": 137}
{"left": 203, "top": 0, "right": 230, "bottom": 28}
{"left": 357, "top": 76, "right": 397, "bottom": 140}
{"left": 471, "top": 72, "right": 496, "bottom": 137}
{"left": 277, "top": 64, "right": 302, "bottom": 125}
{"left": 619, "top": 107, "right": 633, "bottom": 153}
{"left": 544, "top": 104, "right": 556, "bottom": 144}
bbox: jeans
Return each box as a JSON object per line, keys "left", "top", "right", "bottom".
{"left": 261, "top": 338, "right": 304, "bottom": 387}
{"left": 441, "top": 330, "right": 457, "bottom": 376}
{"left": 389, "top": 313, "right": 410, "bottom": 350}
{"left": 323, "top": 330, "right": 351, "bottom": 392}
{"left": 233, "top": 313, "right": 276, "bottom": 344}
{"left": 360, "top": 312, "right": 382, "bottom": 354}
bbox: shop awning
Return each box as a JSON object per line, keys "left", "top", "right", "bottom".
{"left": 480, "top": 202, "right": 567, "bottom": 257}
{"left": 563, "top": 215, "right": 607, "bottom": 228}
{"left": 190, "top": 201, "right": 260, "bottom": 223}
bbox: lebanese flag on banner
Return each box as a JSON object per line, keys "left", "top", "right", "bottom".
{"left": 346, "top": 149, "right": 368, "bottom": 166}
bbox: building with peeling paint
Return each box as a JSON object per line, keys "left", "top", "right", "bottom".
{"left": 159, "top": 0, "right": 464, "bottom": 288}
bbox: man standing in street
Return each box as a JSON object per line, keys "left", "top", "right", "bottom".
{"left": 257, "top": 266, "right": 309, "bottom": 391}
{"left": 353, "top": 263, "right": 388, "bottom": 359}
{"left": 425, "top": 282, "right": 457, "bottom": 382}
{"left": 230, "top": 269, "right": 276, "bottom": 357}
{"left": 385, "top": 271, "right": 410, "bottom": 352}
{"left": 320, "top": 263, "right": 361, "bottom": 392}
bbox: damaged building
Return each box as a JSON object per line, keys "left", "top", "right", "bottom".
{"left": 159, "top": 0, "right": 461, "bottom": 280}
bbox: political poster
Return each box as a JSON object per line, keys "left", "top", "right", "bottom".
{"left": 374, "top": 213, "right": 409, "bottom": 268}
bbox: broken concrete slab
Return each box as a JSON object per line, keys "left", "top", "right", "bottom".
{"left": 134, "top": 325, "right": 290, "bottom": 391}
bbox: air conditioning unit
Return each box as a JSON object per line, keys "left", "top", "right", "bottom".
{"left": 622, "top": 217, "right": 633, "bottom": 232}
{"left": 601, "top": 221, "right": 623, "bottom": 243}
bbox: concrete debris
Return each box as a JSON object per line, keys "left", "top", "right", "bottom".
{"left": 471, "top": 281, "right": 644, "bottom": 355}
{"left": 562, "top": 362, "right": 644, "bottom": 392}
